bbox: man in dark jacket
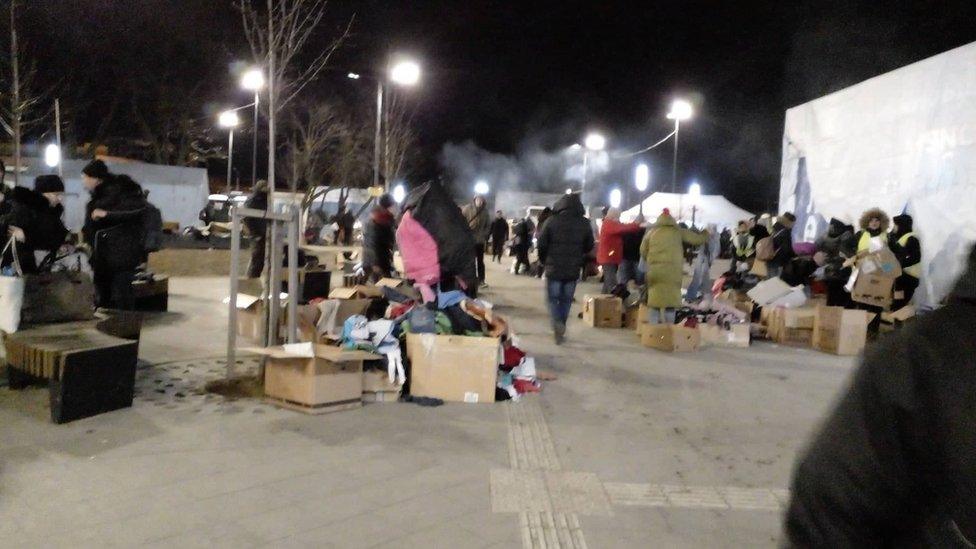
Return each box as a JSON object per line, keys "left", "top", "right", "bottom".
{"left": 784, "top": 243, "right": 976, "bottom": 547}
{"left": 537, "top": 193, "right": 594, "bottom": 344}
{"left": 462, "top": 196, "right": 491, "bottom": 286}
{"left": 767, "top": 212, "right": 796, "bottom": 279}
{"left": 815, "top": 217, "right": 856, "bottom": 307}
{"left": 243, "top": 180, "right": 269, "bottom": 279}
{"left": 362, "top": 194, "right": 396, "bottom": 282}
{"left": 511, "top": 217, "right": 532, "bottom": 275}
{"left": 889, "top": 213, "right": 921, "bottom": 310}
{"left": 82, "top": 160, "right": 147, "bottom": 309}
{"left": 489, "top": 210, "right": 509, "bottom": 263}
{"left": 0, "top": 176, "right": 69, "bottom": 273}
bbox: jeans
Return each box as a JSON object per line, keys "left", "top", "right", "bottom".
{"left": 647, "top": 307, "right": 675, "bottom": 324}
{"left": 600, "top": 264, "right": 618, "bottom": 294}
{"left": 685, "top": 259, "right": 711, "bottom": 301}
{"left": 546, "top": 278, "right": 577, "bottom": 325}
{"left": 474, "top": 243, "right": 486, "bottom": 282}
{"left": 617, "top": 259, "right": 642, "bottom": 285}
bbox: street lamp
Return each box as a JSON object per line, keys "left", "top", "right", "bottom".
{"left": 219, "top": 110, "right": 241, "bottom": 193}
{"left": 474, "top": 180, "right": 490, "bottom": 195}
{"left": 609, "top": 188, "right": 622, "bottom": 209}
{"left": 581, "top": 132, "right": 606, "bottom": 190}
{"left": 634, "top": 163, "right": 649, "bottom": 215}
{"left": 240, "top": 68, "right": 265, "bottom": 192}
{"left": 392, "top": 183, "right": 406, "bottom": 204}
{"left": 666, "top": 99, "right": 693, "bottom": 195}
{"left": 44, "top": 144, "right": 60, "bottom": 169}
{"left": 361, "top": 58, "right": 422, "bottom": 193}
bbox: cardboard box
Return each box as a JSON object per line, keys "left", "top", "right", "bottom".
{"left": 329, "top": 285, "right": 383, "bottom": 299}
{"left": 375, "top": 278, "right": 421, "bottom": 301}
{"left": 851, "top": 272, "right": 894, "bottom": 309}
{"left": 813, "top": 306, "right": 873, "bottom": 356}
{"left": 640, "top": 324, "right": 700, "bottom": 352}
{"left": 280, "top": 267, "right": 333, "bottom": 302}
{"left": 583, "top": 294, "right": 623, "bottom": 328}
{"left": 780, "top": 307, "right": 816, "bottom": 329}
{"left": 635, "top": 304, "right": 649, "bottom": 334}
{"left": 699, "top": 324, "right": 750, "bottom": 348}
{"left": 623, "top": 307, "right": 640, "bottom": 329}
{"left": 406, "top": 333, "right": 500, "bottom": 403}
{"left": 776, "top": 327, "right": 814, "bottom": 347}
{"left": 362, "top": 369, "right": 402, "bottom": 403}
{"left": 254, "top": 343, "right": 379, "bottom": 413}
{"left": 232, "top": 294, "right": 265, "bottom": 342}
{"left": 858, "top": 248, "right": 902, "bottom": 279}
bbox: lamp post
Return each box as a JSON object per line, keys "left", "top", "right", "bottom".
{"left": 241, "top": 68, "right": 265, "bottom": 192}
{"left": 219, "top": 110, "right": 241, "bottom": 193}
{"left": 581, "top": 132, "right": 606, "bottom": 191}
{"left": 353, "top": 59, "right": 421, "bottom": 193}
{"left": 634, "top": 163, "right": 649, "bottom": 215}
{"left": 666, "top": 99, "right": 693, "bottom": 195}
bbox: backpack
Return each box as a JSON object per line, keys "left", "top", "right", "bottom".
{"left": 755, "top": 230, "right": 784, "bottom": 262}
{"left": 142, "top": 202, "right": 164, "bottom": 253}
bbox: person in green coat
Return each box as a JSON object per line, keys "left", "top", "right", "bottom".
{"left": 639, "top": 208, "right": 709, "bottom": 323}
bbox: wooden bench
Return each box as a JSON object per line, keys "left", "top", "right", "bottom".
{"left": 4, "top": 312, "right": 142, "bottom": 424}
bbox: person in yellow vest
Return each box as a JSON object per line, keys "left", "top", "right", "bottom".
{"left": 854, "top": 207, "right": 890, "bottom": 253}
{"left": 890, "top": 214, "right": 921, "bottom": 310}
{"left": 730, "top": 220, "right": 755, "bottom": 272}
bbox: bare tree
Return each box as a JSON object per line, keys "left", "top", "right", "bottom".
{"left": 238, "top": 0, "right": 354, "bottom": 116}
{"left": 282, "top": 101, "right": 346, "bottom": 192}
{"left": 0, "top": 0, "right": 53, "bottom": 186}
{"left": 381, "top": 90, "right": 417, "bottom": 187}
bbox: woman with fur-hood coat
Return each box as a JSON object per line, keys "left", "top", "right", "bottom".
{"left": 854, "top": 207, "right": 890, "bottom": 253}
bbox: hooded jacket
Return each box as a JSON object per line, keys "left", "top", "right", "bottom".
{"left": 890, "top": 214, "right": 921, "bottom": 271}
{"left": 639, "top": 212, "right": 708, "bottom": 308}
{"left": 816, "top": 218, "right": 856, "bottom": 281}
{"left": 785, "top": 244, "right": 976, "bottom": 547}
{"left": 853, "top": 207, "right": 891, "bottom": 251}
{"left": 537, "top": 194, "right": 594, "bottom": 281}
{"left": 83, "top": 174, "right": 148, "bottom": 271}
{"left": 0, "top": 187, "right": 68, "bottom": 273}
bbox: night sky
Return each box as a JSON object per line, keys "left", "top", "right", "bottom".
{"left": 14, "top": 1, "right": 976, "bottom": 211}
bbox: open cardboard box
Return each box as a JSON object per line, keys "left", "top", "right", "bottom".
{"left": 813, "top": 306, "right": 874, "bottom": 356}
{"left": 640, "top": 324, "right": 700, "bottom": 352}
{"left": 247, "top": 343, "right": 379, "bottom": 413}
{"left": 583, "top": 294, "right": 623, "bottom": 328}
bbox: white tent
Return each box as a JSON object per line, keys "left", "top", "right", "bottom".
{"left": 780, "top": 40, "right": 976, "bottom": 306}
{"left": 13, "top": 157, "right": 210, "bottom": 232}
{"left": 621, "top": 192, "right": 752, "bottom": 229}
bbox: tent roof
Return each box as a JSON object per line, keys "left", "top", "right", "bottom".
{"left": 621, "top": 192, "right": 753, "bottom": 229}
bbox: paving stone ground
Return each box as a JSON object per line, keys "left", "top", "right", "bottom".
{"left": 0, "top": 258, "right": 855, "bottom": 547}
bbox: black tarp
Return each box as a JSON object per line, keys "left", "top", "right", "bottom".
{"left": 402, "top": 181, "right": 476, "bottom": 284}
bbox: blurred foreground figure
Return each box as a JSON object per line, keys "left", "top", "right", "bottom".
{"left": 784, "top": 243, "right": 976, "bottom": 547}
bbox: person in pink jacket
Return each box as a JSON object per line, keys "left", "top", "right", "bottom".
{"left": 596, "top": 208, "right": 643, "bottom": 293}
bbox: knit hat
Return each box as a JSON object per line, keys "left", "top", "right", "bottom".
{"left": 34, "top": 174, "right": 65, "bottom": 194}
{"left": 82, "top": 159, "right": 109, "bottom": 179}
{"left": 378, "top": 194, "right": 394, "bottom": 209}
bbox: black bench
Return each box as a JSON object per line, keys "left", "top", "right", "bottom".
{"left": 4, "top": 312, "right": 142, "bottom": 424}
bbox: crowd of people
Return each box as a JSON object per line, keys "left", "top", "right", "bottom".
{"left": 0, "top": 159, "right": 155, "bottom": 312}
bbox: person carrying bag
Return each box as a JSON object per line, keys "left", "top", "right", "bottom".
{"left": 0, "top": 237, "right": 25, "bottom": 333}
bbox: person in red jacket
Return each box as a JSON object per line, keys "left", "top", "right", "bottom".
{"left": 597, "top": 208, "right": 643, "bottom": 294}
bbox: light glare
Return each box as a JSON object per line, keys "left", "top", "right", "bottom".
{"left": 635, "top": 163, "right": 649, "bottom": 192}
{"left": 44, "top": 144, "right": 60, "bottom": 168}
{"left": 241, "top": 69, "right": 265, "bottom": 91}
{"left": 219, "top": 110, "right": 240, "bottom": 128}
{"left": 390, "top": 60, "right": 421, "bottom": 86}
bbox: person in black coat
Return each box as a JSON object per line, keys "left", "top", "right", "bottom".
{"left": 785, "top": 243, "right": 976, "bottom": 547}
{"left": 537, "top": 193, "right": 595, "bottom": 344}
{"left": 489, "top": 210, "right": 509, "bottom": 263}
{"left": 0, "top": 176, "right": 69, "bottom": 273}
{"left": 511, "top": 217, "right": 532, "bottom": 275}
{"left": 890, "top": 213, "right": 921, "bottom": 310}
{"left": 815, "top": 217, "right": 856, "bottom": 307}
{"left": 82, "top": 159, "right": 147, "bottom": 309}
{"left": 243, "top": 180, "right": 269, "bottom": 278}
{"left": 361, "top": 194, "right": 396, "bottom": 282}
{"left": 748, "top": 214, "right": 771, "bottom": 240}
{"left": 767, "top": 212, "right": 796, "bottom": 278}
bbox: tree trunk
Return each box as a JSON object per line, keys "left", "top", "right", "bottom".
{"left": 10, "top": 0, "right": 21, "bottom": 187}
